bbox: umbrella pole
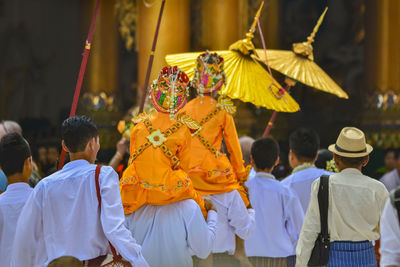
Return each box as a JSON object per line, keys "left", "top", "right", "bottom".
{"left": 138, "top": 0, "right": 166, "bottom": 113}
{"left": 262, "top": 78, "right": 296, "bottom": 137}
{"left": 58, "top": 0, "right": 102, "bottom": 170}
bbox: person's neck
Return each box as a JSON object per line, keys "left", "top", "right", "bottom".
{"left": 7, "top": 173, "right": 28, "bottom": 185}
{"left": 338, "top": 166, "right": 362, "bottom": 172}
{"left": 291, "top": 161, "right": 314, "bottom": 169}
{"left": 69, "top": 153, "right": 93, "bottom": 164}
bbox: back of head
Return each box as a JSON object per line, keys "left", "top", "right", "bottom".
{"left": 0, "top": 133, "right": 31, "bottom": 176}
{"left": 239, "top": 136, "right": 255, "bottom": 166}
{"left": 251, "top": 137, "right": 280, "bottom": 170}
{"left": 315, "top": 149, "right": 333, "bottom": 169}
{"left": 61, "top": 116, "right": 98, "bottom": 153}
{"left": 289, "top": 128, "right": 320, "bottom": 162}
{"left": 0, "top": 120, "right": 22, "bottom": 140}
{"left": 47, "top": 256, "right": 83, "bottom": 267}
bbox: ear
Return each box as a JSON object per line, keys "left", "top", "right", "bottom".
{"left": 23, "top": 156, "right": 33, "bottom": 177}
{"left": 362, "top": 155, "right": 370, "bottom": 167}
{"left": 61, "top": 141, "right": 70, "bottom": 153}
{"left": 333, "top": 153, "right": 340, "bottom": 166}
{"left": 274, "top": 156, "right": 280, "bottom": 167}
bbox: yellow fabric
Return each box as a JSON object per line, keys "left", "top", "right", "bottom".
{"left": 120, "top": 112, "right": 205, "bottom": 215}
{"left": 181, "top": 96, "right": 248, "bottom": 197}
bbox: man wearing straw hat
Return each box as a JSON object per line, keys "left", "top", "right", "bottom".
{"left": 296, "top": 127, "right": 388, "bottom": 267}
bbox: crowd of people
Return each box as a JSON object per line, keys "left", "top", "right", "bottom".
{"left": 0, "top": 52, "right": 400, "bottom": 267}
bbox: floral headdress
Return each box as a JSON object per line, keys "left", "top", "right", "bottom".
{"left": 192, "top": 51, "right": 226, "bottom": 96}
{"left": 150, "top": 66, "right": 189, "bottom": 115}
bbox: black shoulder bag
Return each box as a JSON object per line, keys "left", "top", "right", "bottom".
{"left": 308, "top": 175, "right": 330, "bottom": 267}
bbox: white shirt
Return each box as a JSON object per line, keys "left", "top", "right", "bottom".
{"left": 11, "top": 160, "right": 148, "bottom": 267}
{"left": 296, "top": 168, "right": 389, "bottom": 267}
{"left": 281, "top": 166, "right": 332, "bottom": 213}
{"left": 380, "top": 169, "right": 400, "bottom": 192}
{"left": 205, "top": 190, "right": 256, "bottom": 254}
{"left": 0, "top": 183, "right": 32, "bottom": 267}
{"left": 125, "top": 199, "right": 217, "bottom": 267}
{"left": 380, "top": 197, "right": 400, "bottom": 267}
{"left": 245, "top": 172, "right": 304, "bottom": 257}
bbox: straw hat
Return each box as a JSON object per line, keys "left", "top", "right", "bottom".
{"left": 328, "top": 127, "right": 373, "bottom": 158}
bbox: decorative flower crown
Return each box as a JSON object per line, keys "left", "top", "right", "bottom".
{"left": 150, "top": 66, "right": 189, "bottom": 114}
{"left": 192, "top": 51, "right": 226, "bottom": 95}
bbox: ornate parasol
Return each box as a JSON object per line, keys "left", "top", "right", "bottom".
{"left": 256, "top": 7, "right": 348, "bottom": 99}
{"left": 165, "top": 2, "right": 300, "bottom": 113}
{"left": 256, "top": 7, "right": 348, "bottom": 136}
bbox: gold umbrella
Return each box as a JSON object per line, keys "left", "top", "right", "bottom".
{"left": 165, "top": 2, "right": 300, "bottom": 113}
{"left": 256, "top": 7, "right": 348, "bottom": 99}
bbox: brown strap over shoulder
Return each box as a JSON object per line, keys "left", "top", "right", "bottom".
{"left": 94, "top": 165, "right": 120, "bottom": 259}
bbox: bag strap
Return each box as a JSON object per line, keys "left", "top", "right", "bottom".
{"left": 95, "top": 165, "right": 120, "bottom": 259}
{"left": 318, "top": 175, "right": 330, "bottom": 240}
{"left": 390, "top": 186, "right": 400, "bottom": 226}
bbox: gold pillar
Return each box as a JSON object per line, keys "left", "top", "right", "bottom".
{"left": 137, "top": 0, "right": 190, "bottom": 100}
{"left": 366, "top": 0, "right": 400, "bottom": 93}
{"left": 259, "top": 0, "right": 281, "bottom": 49}
{"left": 202, "top": 0, "right": 240, "bottom": 50}
{"left": 86, "top": 0, "right": 119, "bottom": 94}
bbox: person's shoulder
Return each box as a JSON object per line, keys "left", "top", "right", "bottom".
{"left": 380, "top": 169, "right": 396, "bottom": 182}
{"left": 364, "top": 174, "right": 389, "bottom": 192}
{"left": 281, "top": 173, "right": 294, "bottom": 185}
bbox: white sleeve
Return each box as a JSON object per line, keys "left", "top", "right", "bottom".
{"left": 11, "top": 186, "right": 46, "bottom": 267}
{"left": 187, "top": 207, "right": 217, "bottom": 259}
{"left": 228, "top": 190, "right": 256, "bottom": 240}
{"left": 296, "top": 179, "right": 321, "bottom": 267}
{"left": 380, "top": 198, "right": 400, "bottom": 267}
{"left": 285, "top": 189, "right": 305, "bottom": 249}
{"left": 99, "top": 167, "right": 149, "bottom": 267}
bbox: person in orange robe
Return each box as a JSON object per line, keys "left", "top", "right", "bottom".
{"left": 181, "top": 52, "right": 255, "bottom": 266}
{"left": 120, "top": 66, "right": 205, "bottom": 215}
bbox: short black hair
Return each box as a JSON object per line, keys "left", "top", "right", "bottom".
{"left": 0, "top": 133, "right": 31, "bottom": 176}
{"left": 289, "top": 128, "right": 320, "bottom": 161}
{"left": 390, "top": 148, "right": 400, "bottom": 159}
{"left": 336, "top": 155, "right": 368, "bottom": 167}
{"left": 61, "top": 116, "right": 98, "bottom": 153}
{"left": 251, "top": 137, "right": 280, "bottom": 170}
{"left": 315, "top": 149, "right": 333, "bottom": 169}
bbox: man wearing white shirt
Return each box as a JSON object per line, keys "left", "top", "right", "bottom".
{"left": 380, "top": 150, "right": 400, "bottom": 192}
{"left": 281, "top": 128, "right": 332, "bottom": 214}
{"left": 245, "top": 137, "right": 304, "bottom": 267}
{"left": 380, "top": 188, "right": 400, "bottom": 267}
{"left": 296, "top": 127, "right": 388, "bottom": 267}
{"left": 11, "top": 116, "right": 148, "bottom": 267}
{"left": 0, "top": 133, "right": 33, "bottom": 267}
{"left": 125, "top": 198, "right": 217, "bottom": 267}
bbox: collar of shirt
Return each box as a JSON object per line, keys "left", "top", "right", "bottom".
{"left": 292, "top": 163, "right": 315, "bottom": 174}
{"left": 62, "top": 159, "right": 91, "bottom": 170}
{"left": 339, "top": 168, "right": 363, "bottom": 176}
{"left": 255, "top": 172, "right": 276, "bottom": 180}
{"left": 5, "top": 182, "right": 31, "bottom": 192}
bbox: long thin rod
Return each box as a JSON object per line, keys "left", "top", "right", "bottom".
{"left": 139, "top": 0, "right": 166, "bottom": 113}
{"left": 58, "top": 0, "right": 102, "bottom": 170}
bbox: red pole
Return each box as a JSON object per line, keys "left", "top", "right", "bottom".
{"left": 139, "top": 0, "right": 167, "bottom": 113}
{"left": 263, "top": 84, "right": 293, "bottom": 137}
{"left": 58, "top": 0, "right": 102, "bottom": 170}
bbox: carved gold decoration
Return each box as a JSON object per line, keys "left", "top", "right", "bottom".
{"left": 115, "top": 0, "right": 137, "bottom": 51}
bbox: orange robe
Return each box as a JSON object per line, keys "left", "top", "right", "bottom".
{"left": 120, "top": 112, "right": 205, "bottom": 214}
{"left": 181, "top": 96, "right": 249, "bottom": 206}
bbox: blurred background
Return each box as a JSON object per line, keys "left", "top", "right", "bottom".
{"left": 0, "top": 0, "right": 399, "bottom": 176}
